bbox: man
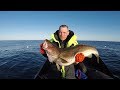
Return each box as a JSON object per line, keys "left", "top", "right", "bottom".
{"left": 37, "top": 25, "right": 86, "bottom": 79}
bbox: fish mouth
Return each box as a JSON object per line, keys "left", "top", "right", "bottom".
{"left": 42, "top": 40, "right": 48, "bottom": 50}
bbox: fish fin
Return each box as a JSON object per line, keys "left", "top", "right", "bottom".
{"left": 56, "top": 63, "right": 61, "bottom": 71}
{"left": 97, "top": 56, "right": 99, "bottom": 63}
{"left": 94, "top": 54, "right": 99, "bottom": 63}
{"left": 60, "top": 58, "right": 68, "bottom": 63}
{"left": 56, "top": 58, "right": 75, "bottom": 66}
{"left": 92, "top": 54, "right": 99, "bottom": 63}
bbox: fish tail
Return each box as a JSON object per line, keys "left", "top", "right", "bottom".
{"left": 94, "top": 52, "right": 99, "bottom": 63}
{"left": 56, "top": 58, "right": 75, "bottom": 66}
{"left": 56, "top": 63, "right": 61, "bottom": 71}
{"left": 97, "top": 56, "right": 99, "bottom": 63}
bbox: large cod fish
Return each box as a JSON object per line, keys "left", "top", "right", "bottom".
{"left": 42, "top": 39, "right": 100, "bottom": 70}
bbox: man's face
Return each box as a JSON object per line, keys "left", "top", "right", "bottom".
{"left": 59, "top": 27, "right": 69, "bottom": 41}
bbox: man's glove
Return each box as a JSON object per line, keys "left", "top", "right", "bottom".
{"left": 75, "top": 53, "right": 85, "bottom": 63}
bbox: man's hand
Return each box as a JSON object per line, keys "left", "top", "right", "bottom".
{"left": 75, "top": 53, "right": 85, "bottom": 63}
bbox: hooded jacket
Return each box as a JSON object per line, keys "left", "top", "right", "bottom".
{"left": 50, "top": 30, "right": 78, "bottom": 48}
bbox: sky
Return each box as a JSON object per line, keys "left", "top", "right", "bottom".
{"left": 0, "top": 11, "right": 120, "bottom": 41}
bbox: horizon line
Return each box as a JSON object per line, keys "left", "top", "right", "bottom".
{"left": 0, "top": 39, "right": 119, "bottom": 42}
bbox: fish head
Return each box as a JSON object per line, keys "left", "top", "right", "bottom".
{"left": 42, "top": 39, "right": 54, "bottom": 52}
{"left": 42, "top": 39, "right": 60, "bottom": 62}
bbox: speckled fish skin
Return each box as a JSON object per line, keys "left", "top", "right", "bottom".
{"left": 42, "top": 39, "right": 99, "bottom": 67}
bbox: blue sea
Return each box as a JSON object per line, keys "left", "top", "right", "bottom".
{"left": 0, "top": 40, "right": 120, "bottom": 79}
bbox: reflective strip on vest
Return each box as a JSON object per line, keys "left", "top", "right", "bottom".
{"left": 61, "top": 66, "right": 65, "bottom": 78}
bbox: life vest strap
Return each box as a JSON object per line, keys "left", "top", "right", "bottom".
{"left": 61, "top": 66, "right": 65, "bottom": 78}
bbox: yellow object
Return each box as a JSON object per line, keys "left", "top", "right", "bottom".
{"left": 61, "top": 66, "right": 65, "bottom": 78}
{"left": 50, "top": 34, "right": 78, "bottom": 48}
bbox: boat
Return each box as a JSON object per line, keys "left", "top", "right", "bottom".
{"left": 34, "top": 55, "right": 119, "bottom": 79}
